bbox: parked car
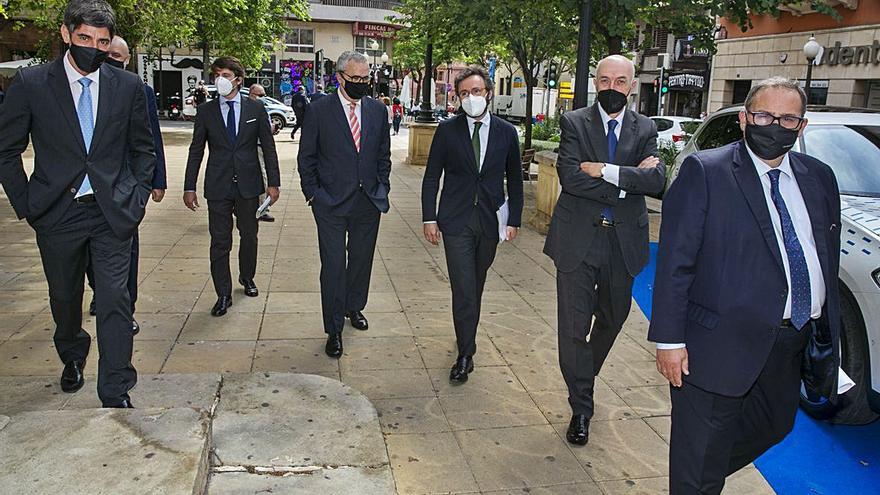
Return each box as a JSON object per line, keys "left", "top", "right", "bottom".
{"left": 202, "top": 85, "right": 297, "bottom": 130}
{"left": 651, "top": 116, "right": 701, "bottom": 150}
{"left": 668, "top": 105, "right": 880, "bottom": 424}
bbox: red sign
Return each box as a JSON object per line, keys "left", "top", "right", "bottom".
{"left": 352, "top": 22, "right": 398, "bottom": 39}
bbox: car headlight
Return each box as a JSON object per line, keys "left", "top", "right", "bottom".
{"left": 873, "top": 268, "right": 880, "bottom": 289}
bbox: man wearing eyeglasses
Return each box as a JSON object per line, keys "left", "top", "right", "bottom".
{"left": 650, "top": 77, "right": 841, "bottom": 493}
{"left": 298, "top": 51, "right": 391, "bottom": 359}
{"left": 421, "top": 65, "right": 524, "bottom": 384}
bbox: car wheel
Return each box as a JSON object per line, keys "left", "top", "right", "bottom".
{"left": 799, "top": 285, "right": 879, "bottom": 424}
{"left": 271, "top": 115, "right": 285, "bottom": 131}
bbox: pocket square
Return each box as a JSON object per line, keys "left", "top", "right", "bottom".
{"left": 830, "top": 223, "right": 838, "bottom": 231}
{"left": 246, "top": 118, "right": 257, "bottom": 124}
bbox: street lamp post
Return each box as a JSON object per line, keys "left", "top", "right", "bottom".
{"left": 803, "top": 35, "right": 821, "bottom": 106}
{"left": 416, "top": 41, "right": 437, "bottom": 123}
{"left": 574, "top": 0, "right": 593, "bottom": 110}
{"left": 157, "top": 47, "right": 164, "bottom": 114}
{"left": 381, "top": 51, "right": 389, "bottom": 96}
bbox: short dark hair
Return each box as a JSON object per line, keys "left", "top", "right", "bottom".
{"left": 64, "top": 0, "right": 117, "bottom": 39}
{"left": 211, "top": 56, "right": 245, "bottom": 80}
{"left": 454, "top": 65, "right": 494, "bottom": 94}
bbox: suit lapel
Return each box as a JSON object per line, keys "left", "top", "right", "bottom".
{"left": 731, "top": 141, "right": 786, "bottom": 275}
{"left": 456, "top": 115, "right": 478, "bottom": 173}
{"left": 89, "top": 65, "right": 117, "bottom": 157}
{"left": 791, "top": 154, "right": 831, "bottom": 278}
{"left": 614, "top": 110, "right": 638, "bottom": 165}
{"left": 585, "top": 105, "right": 609, "bottom": 162}
{"left": 48, "top": 57, "right": 87, "bottom": 155}
{"left": 235, "top": 98, "right": 253, "bottom": 150}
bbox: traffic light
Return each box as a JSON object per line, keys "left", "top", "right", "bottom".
{"left": 660, "top": 69, "right": 670, "bottom": 94}
{"left": 547, "top": 61, "right": 558, "bottom": 89}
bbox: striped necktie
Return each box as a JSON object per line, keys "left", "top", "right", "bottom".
{"left": 349, "top": 102, "right": 361, "bottom": 153}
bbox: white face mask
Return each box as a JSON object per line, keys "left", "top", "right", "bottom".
{"left": 216, "top": 76, "right": 235, "bottom": 97}
{"left": 461, "top": 95, "right": 487, "bottom": 118}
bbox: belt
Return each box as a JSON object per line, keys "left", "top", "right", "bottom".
{"left": 74, "top": 194, "right": 96, "bottom": 204}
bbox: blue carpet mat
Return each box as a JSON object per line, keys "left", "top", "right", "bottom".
{"left": 633, "top": 242, "right": 880, "bottom": 494}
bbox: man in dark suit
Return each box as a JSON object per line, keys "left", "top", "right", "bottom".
{"left": 544, "top": 55, "right": 665, "bottom": 445}
{"left": 0, "top": 0, "right": 154, "bottom": 408}
{"left": 184, "top": 56, "right": 280, "bottom": 317}
{"left": 86, "top": 35, "right": 167, "bottom": 333}
{"left": 298, "top": 50, "right": 391, "bottom": 358}
{"left": 289, "top": 85, "right": 308, "bottom": 140}
{"left": 421, "top": 65, "right": 524, "bottom": 383}
{"left": 650, "top": 77, "right": 841, "bottom": 494}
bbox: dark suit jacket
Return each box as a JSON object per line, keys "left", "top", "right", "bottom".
{"left": 543, "top": 104, "right": 665, "bottom": 276}
{"left": 421, "top": 114, "right": 524, "bottom": 235}
{"left": 144, "top": 84, "right": 167, "bottom": 190}
{"left": 648, "top": 140, "right": 841, "bottom": 397}
{"left": 0, "top": 58, "right": 155, "bottom": 240}
{"left": 291, "top": 93, "right": 309, "bottom": 119}
{"left": 297, "top": 93, "right": 391, "bottom": 214}
{"left": 185, "top": 95, "right": 280, "bottom": 200}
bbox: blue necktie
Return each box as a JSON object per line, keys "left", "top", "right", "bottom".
{"left": 601, "top": 120, "right": 618, "bottom": 221}
{"left": 76, "top": 78, "right": 94, "bottom": 196}
{"left": 226, "top": 100, "right": 237, "bottom": 145}
{"left": 768, "top": 169, "right": 812, "bottom": 329}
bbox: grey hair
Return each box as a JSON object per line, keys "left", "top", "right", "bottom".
{"left": 744, "top": 77, "right": 807, "bottom": 116}
{"left": 454, "top": 65, "right": 494, "bottom": 94}
{"left": 336, "top": 51, "right": 368, "bottom": 73}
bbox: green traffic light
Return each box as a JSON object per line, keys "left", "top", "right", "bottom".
{"left": 549, "top": 80, "right": 556, "bottom": 88}
{"left": 661, "top": 87, "right": 668, "bottom": 94}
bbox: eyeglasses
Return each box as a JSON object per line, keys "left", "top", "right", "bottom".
{"left": 340, "top": 72, "right": 371, "bottom": 84}
{"left": 458, "top": 87, "right": 487, "bottom": 99}
{"left": 746, "top": 111, "right": 804, "bottom": 130}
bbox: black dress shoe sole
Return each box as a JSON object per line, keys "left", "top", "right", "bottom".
{"left": 61, "top": 380, "right": 85, "bottom": 393}
{"left": 346, "top": 314, "right": 369, "bottom": 330}
{"left": 566, "top": 433, "right": 589, "bottom": 446}
{"left": 239, "top": 280, "right": 260, "bottom": 297}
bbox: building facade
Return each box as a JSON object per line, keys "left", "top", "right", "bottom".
{"left": 709, "top": 0, "right": 878, "bottom": 111}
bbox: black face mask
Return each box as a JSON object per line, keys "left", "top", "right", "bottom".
{"left": 105, "top": 58, "right": 125, "bottom": 69}
{"left": 745, "top": 123, "right": 799, "bottom": 160}
{"left": 343, "top": 80, "right": 371, "bottom": 100}
{"left": 69, "top": 43, "right": 108, "bottom": 73}
{"left": 597, "top": 89, "right": 628, "bottom": 115}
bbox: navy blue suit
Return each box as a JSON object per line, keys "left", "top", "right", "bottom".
{"left": 649, "top": 140, "right": 841, "bottom": 493}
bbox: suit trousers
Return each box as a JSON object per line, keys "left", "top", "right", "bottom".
{"left": 207, "top": 194, "right": 259, "bottom": 297}
{"left": 557, "top": 227, "right": 634, "bottom": 417}
{"left": 668, "top": 323, "right": 811, "bottom": 495}
{"left": 442, "top": 208, "right": 498, "bottom": 357}
{"left": 313, "top": 189, "right": 381, "bottom": 334}
{"left": 35, "top": 201, "right": 136, "bottom": 405}
{"left": 86, "top": 229, "right": 139, "bottom": 312}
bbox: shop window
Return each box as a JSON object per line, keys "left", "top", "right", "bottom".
{"left": 355, "top": 36, "right": 386, "bottom": 57}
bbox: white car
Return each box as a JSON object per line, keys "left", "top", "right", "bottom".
{"left": 668, "top": 106, "right": 880, "bottom": 424}
{"left": 203, "top": 85, "right": 297, "bottom": 130}
{"left": 651, "top": 116, "right": 701, "bottom": 150}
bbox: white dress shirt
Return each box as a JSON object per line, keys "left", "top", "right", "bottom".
{"left": 338, "top": 90, "right": 362, "bottom": 129}
{"left": 64, "top": 51, "right": 99, "bottom": 197}
{"left": 596, "top": 105, "right": 626, "bottom": 199}
{"left": 656, "top": 146, "right": 826, "bottom": 350}
{"left": 219, "top": 90, "right": 242, "bottom": 134}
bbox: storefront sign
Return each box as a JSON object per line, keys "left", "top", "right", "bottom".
{"left": 668, "top": 73, "right": 705, "bottom": 91}
{"left": 818, "top": 40, "right": 880, "bottom": 66}
{"left": 352, "top": 22, "right": 398, "bottom": 39}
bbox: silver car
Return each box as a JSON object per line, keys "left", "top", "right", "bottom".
{"left": 203, "top": 86, "right": 297, "bottom": 130}
{"left": 668, "top": 106, "right": 880, "bottom": 424}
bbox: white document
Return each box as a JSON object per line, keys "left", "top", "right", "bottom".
{"left": 255, "top": 196, "right": 272, "bottom": 218}
{"left": 838, "top": 367, "right": 855, "bottom": 395}
{"left": 496, "top": 199, "right": 509, "bottom": 244}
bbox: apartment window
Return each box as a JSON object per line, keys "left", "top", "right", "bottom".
{"left": 285, "top": 28, "right": 315, "bottom": 53}
{"left": 355, "top": 36, "right": 386, "bottom": 57}
{"left": 650, "top": 26, "right": 668, "bottom": 51}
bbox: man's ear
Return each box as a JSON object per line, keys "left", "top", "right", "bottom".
{"left": 60, "top": 25, "right": 71, "bottom": 45}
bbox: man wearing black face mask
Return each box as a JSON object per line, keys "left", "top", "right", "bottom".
{"left": 0, "top": 0, "right": 155, "bottom": 408}
{"left": 298, "top": 50, "right": 392, "bottom": 359}
{"left": 650, "top": 77, "right": 841, "bottom": 494}
{"left": 544, "top": 55, "right": 665, "bottom": 446}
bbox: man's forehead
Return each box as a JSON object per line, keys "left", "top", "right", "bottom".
{"left": 72, "top": 25, "right": 111, "bottom": 40}
{"left": 460, "top": 76, "right": 485, "bottom": 89}
{"left": 751, "top": 88, "right": 802, "bottom": 113}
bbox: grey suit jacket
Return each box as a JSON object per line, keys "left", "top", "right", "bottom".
{"left": 543, "top": 104, "right": 665, "bottom": 276}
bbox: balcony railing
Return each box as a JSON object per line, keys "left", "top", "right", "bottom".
{"left": 314, "top": 0, "right": 402, "bottom": 10}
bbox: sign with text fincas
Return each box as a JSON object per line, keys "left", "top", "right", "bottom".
{"left": 352, "top": 22, "right": 399, "bottom": 39}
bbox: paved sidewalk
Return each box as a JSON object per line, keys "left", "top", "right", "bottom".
{"left": 0, "top": 124, "right": 774, "bottom": 494}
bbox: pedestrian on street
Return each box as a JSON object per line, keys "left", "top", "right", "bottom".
{"left": 184, "top": 56, "right": 281, "bottom": 317}
{"left": 543, "top": 54, "right": 665, "bottom": 446}
{"left": 650, "top": 77, "right": 841, "bottom": 494}
{"left": 309, "top": 84, "right": 325, "bottom": 102}
{"left": 392, "top": 97, "right": 403, "bottom": 135}
{"left": 383, "top": 96, "right": 393, "bottom": 130}
{"left": 247, "top": 83, "right": 276, "bottom": 223}
{"left": 298, "top": 50, "right": 392, "bottom": 359}
{"left": 194, "top": 80, "right": 208, "bottom": 105}
{"left": 0, "top": 0, "right": 155, "bottom": 408}
{"left": 85, "top": 35, "right": 167, "bottom": 333}
{"left": 421, "top": 65, "right": 524, "bottom": 384}
{"left": 289, "top": 85, "right": 308, "bottom": 140}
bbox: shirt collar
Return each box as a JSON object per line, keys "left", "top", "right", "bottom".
{"left": 221, "top": 91, "right": 241, "bottom": 105}
{"left": 466, "top": 112, "right": 491, "bottom": 129}
{"left": 745, "top": 142, "right": 793, "bottom": 179}
{"left": 63, "top": 50, "right": 100, "bottom": 86}
{"left": 339, "top": 90, "right": 361, "bottom": 109}
{"left": 597, "top": 103, "right": 625, "bottom": 131}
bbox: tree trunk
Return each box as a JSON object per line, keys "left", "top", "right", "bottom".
{"left": 524, "top": 78, "right": 534, "bottom": 151}
{"left": 608, "top": 35, "right": 622, "bottom": 55}
{"left": 202, "top": 40, "right": 211, "bottom": 81}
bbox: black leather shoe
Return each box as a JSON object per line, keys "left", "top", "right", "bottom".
{"left": 89, "top": 298, "right": 96, "bottom": 316}
{"left": 60, "top": 359, "right": 86, "bottom": 393}
{"left": 258, "top": 213, "right": 275, "bottom": 222}
{"left": 325, "top": 333, "right": 343, "bottom": 358}
{"left": 449, "top": 355, "right": 474, "bottom": 384}
{"left": 132, "top": 318, "right": 140, "bottom": 336}
{"left": 211, "top": 296, "right": 233, "bottom": 317}
{"left": 239, "top": 278, "right": 259, "bottom": 297}
{"left": 105, "top": 399, "right": 134, "bottom": 408}
{"left": 566, "top": 415, "right": 589, "bottom": 446}
{"left": 346, "top": 310, "right": 369, "bottom": 330}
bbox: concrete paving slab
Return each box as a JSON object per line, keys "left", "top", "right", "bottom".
{"left": 63, "top": 373, "right": 221, "bottom": 411}
{"left": 0, "top": 408, "right": 210, "bottom": 495}
{"left": 0, "top": 375, "right": 71, "bottom": 415}
{"left": 208, "top": 466, "right": 395, "bottom": 494}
